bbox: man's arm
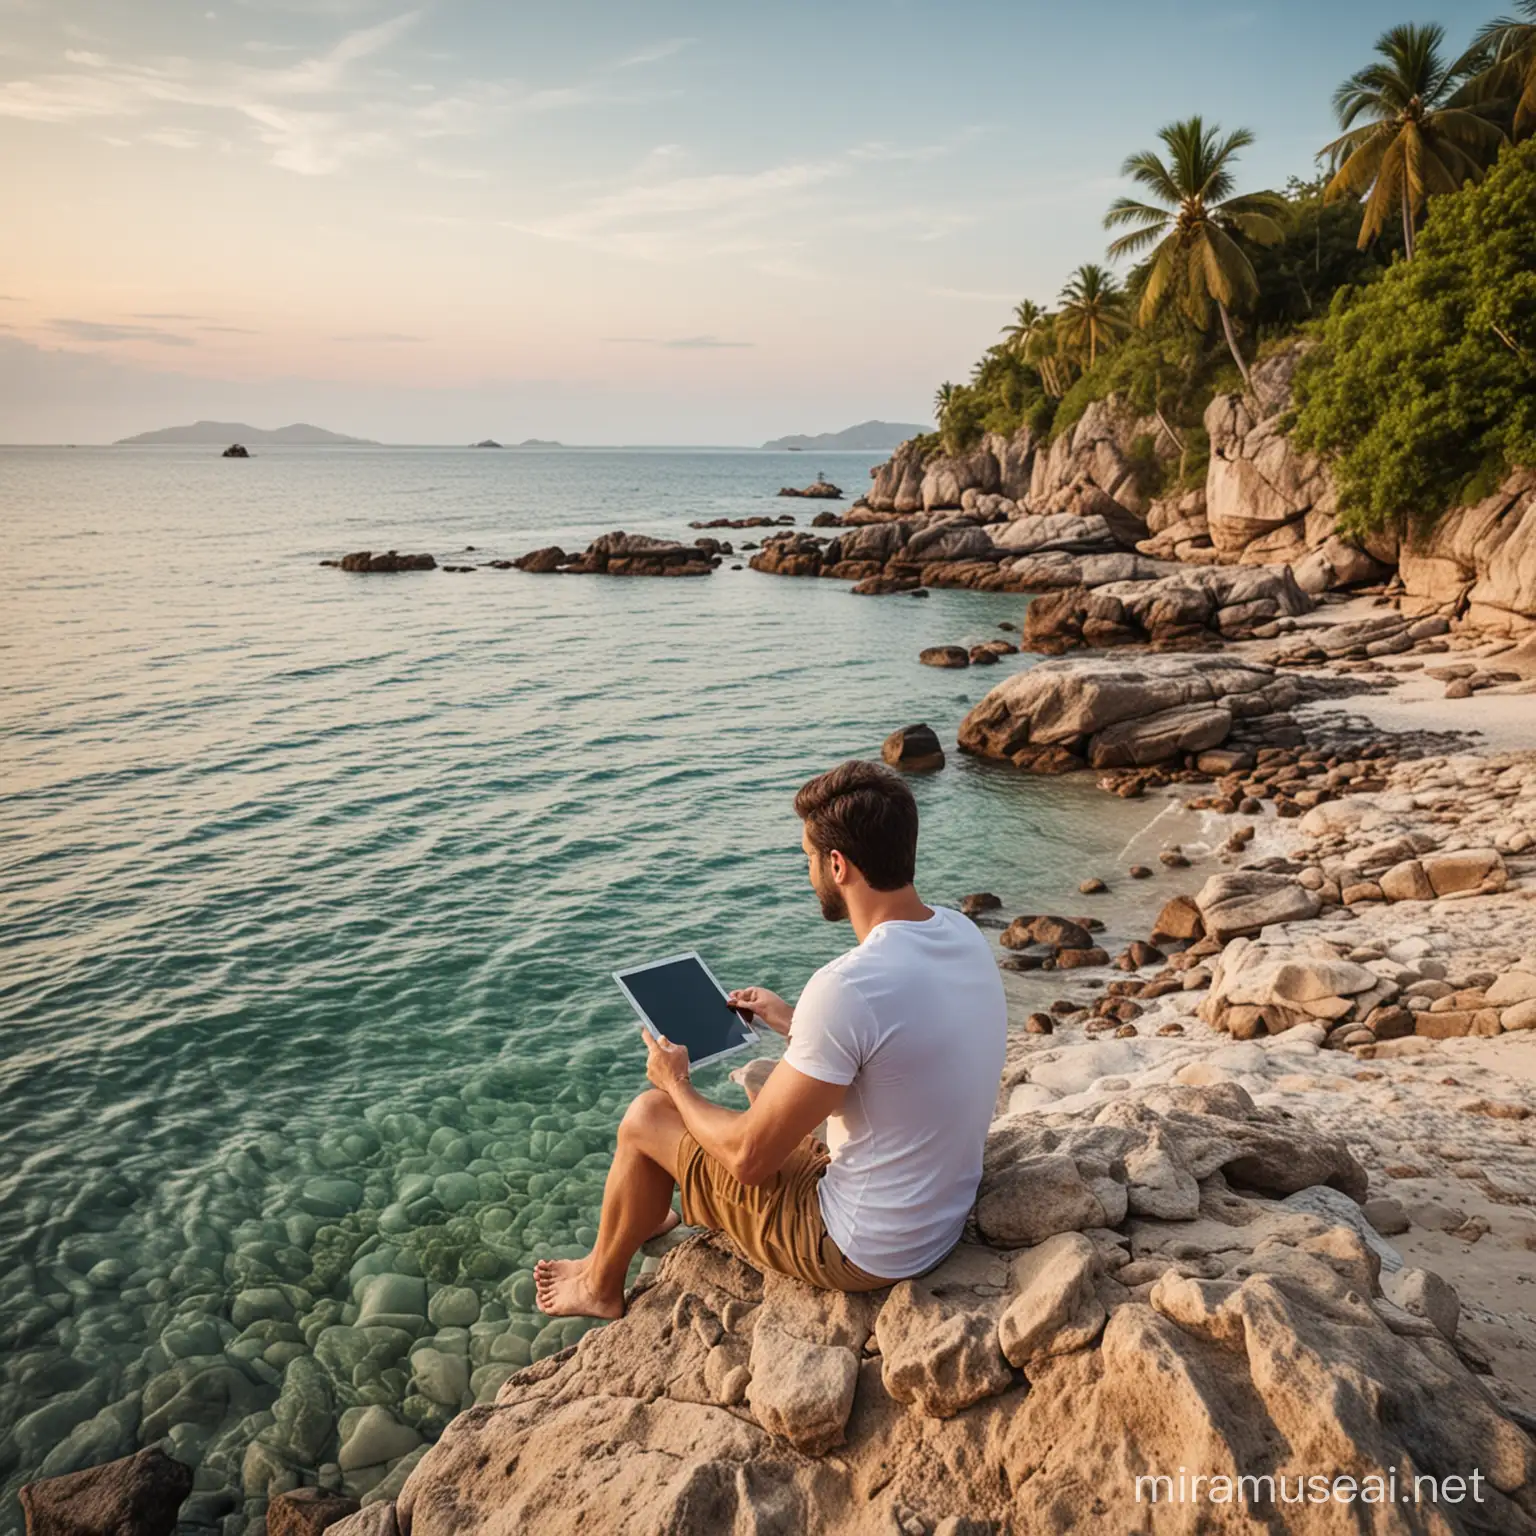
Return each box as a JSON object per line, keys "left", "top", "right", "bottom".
{"left": 643, "top": 1031, "right": 844, "bottom": 1187}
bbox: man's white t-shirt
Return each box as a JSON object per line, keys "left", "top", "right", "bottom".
{"left": 782, "top": 905, "right": 1007, "bottom": 1280}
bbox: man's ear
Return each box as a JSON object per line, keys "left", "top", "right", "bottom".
{"left": 829, "top": 850, "right": 851, "bottom": 885}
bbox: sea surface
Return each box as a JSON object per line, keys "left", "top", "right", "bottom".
{"left": 0, "top": 445, "right": 1181, "bottom": 1527}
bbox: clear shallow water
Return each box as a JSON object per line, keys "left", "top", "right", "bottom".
{"left": 0, "top": 446, "right": 1170, "bottom": 1528}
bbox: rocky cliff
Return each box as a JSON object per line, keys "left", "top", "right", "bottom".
{"left": 856, "top": 348, "right": 1535, "bottom": 633}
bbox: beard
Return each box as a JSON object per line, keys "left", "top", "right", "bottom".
{"left": 813, "top": 871, "right": 848, "bottom": 923}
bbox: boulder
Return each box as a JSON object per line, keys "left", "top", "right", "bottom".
{"left": 268, "top": 1487, "right": 362, "bottom": 1536}
{"left": 19, "top": 1448, "right": 193, "bottom": 1536}
{"left": 1195, "top": 872, "right": 1320, "bottom": 943}
{"left": 1401, "top": 470, "right": 1536, "bottom": 634}
{"left": 1419, "top": 848, "right": 1505, "bottom": 896}
{"left": 874, "top": 1281, "right": 1013, "bottom": 1418}
{"left": 997, "top": 1233, "right": 1106, "bottom": 1366}
{"left": 746, "top": 1322, "right": 859, "bottom": 1453}
{"left": 919, "top": 646, "right": 970, "bottom": 669}
{"left": 881, "top": 723, "right": 946, "bottom": 772}
{"left": 958, "top": 654, "right": 1296, "bottom": 774}
{"left": 518, "top": 531, "right": 716, "bottom": 577}
{"left": 339, "top": 550, "right": 437, "bottom": 573}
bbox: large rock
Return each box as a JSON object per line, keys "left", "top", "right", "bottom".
{"left": 19, "top": 1447, "right": 193, "bottom": 1536}
{"left": 1195, "top": 871, "right": 1321, "bottom": 943}
{"left": 874, "top": 1280, "right": 1013, "bottom": 1418}
{"left": 1401, "top": 471, "right": 1536, "bottom": 634}
{"left": 1022, "top": 565, "right": 1311, "bottom": 653}
{"left": 997, "top": 1233, "right": 1106, "bottom": 1366}
{"left": 746, "top": 1322, "right": 859, "bottom": 1454}
{"left": 385, "top": 1086, "right": 1531, "bottom": 1536}
{"left": 957, "top": 654, "right": 1297, "bottom": 773}
{"left": 518, "top": 531, "right": 717, "bottom": 577}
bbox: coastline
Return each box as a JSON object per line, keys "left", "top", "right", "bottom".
{"left": 13, "top": 438, "right": 1536, "bottom": 1532}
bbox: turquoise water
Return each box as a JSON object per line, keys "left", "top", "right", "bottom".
{"left": 0, "top": 446, "right": 1168, "bottom": 1528}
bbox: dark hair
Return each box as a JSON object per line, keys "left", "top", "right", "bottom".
{"left": 794, "top": 760, "right": 918, "bottom": 891}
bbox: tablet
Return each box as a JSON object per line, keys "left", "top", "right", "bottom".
{"left": 613, "top": 951, "right": 759, "bottom": 1069}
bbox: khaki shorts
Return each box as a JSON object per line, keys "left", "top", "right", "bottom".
{"left": 676, "top": 1132, "right": 892, "bottom": 1292}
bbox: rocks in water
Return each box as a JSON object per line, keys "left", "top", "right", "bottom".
{"left": 514, "top": 531, "right": 717, "bottom": 577}
{"left": 222, "top": 443, "right": 250, "bottom": 458}
{"left": 20, "top": 1447, "right": 193, "bottom": 1536}
{"left": 777, "top": 480, "right": 843, "bottom": 499}
{"left": 689, "top": 515, "right": 791, "bottom": 528}
{"left": 336, "top": 551, "right": 437, "bottom": 573}
{"left": 919, "top": 645, "right": 969, "bottom": 669}
{"left": 267, "top": 1487, "right": 361, "bottom": 1536}
{"left": 957, "top": 654, "right": 1300, "bottom": 774}
{"left": 958, "top": 892, "right": 1001, "bottom": 917}
{"left": 748, "top": 531, "right": 828, "bottom": 576}
{"left": 881, "top": 723, "right": 946, "bottom": 773}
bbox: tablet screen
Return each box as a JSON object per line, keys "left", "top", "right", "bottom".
{"left": 615, "top": 954, "right": 755, "bottom": 1066}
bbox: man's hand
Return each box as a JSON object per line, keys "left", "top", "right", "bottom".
{"left": 727, "top": 986, "right": 793, "bottom": 1037}
{"left": 643, "top": 1028, "right": 691, "bottom": 1097}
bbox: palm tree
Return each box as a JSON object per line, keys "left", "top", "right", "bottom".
{"left": 1055, "top": 264, "right": 1129, "bottom": 369}
{"left": 1104, "top": 117, "right": 1285, "bottom": 393}
{"left": 933, "top": 381, "right": 955, "bottom": 423}
{"left": 999, "top": 299, "right": 1047, "bottom": 356}
{"left": 1321, "top": 23, "right": 1506, "bottom": 258}
{"left": 1454, "top": 2, "right": 1536, "bottom": 141}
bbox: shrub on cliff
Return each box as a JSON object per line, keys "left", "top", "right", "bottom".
{"left": 1291, "top": 137, "right": 1536, "bottom": 533}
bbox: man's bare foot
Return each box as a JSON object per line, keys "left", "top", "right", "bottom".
{"left": 646, "top": 1208, "right": 681, "bottom": 1243}
{"left": 533, "top": 1257, "right": 624, "bottom": 1320}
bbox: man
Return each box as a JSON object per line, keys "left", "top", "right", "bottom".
{"left": 534, "top": 759, "right": 1007, "bottom": 1318}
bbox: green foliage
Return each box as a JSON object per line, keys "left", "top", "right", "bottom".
{"left": 1047, "top": 313, "right": 1239, "bottom": 445}
{"left": 936, "top": 344, "right": 1049, "bottom": 452}
{"left": 1249, "top": 176, "right": 1399, "bottom": 333}
{"left": 1292, "top": 138, "right": 1536, "bottom": 531}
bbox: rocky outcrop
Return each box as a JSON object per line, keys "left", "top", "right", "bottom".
{"left": 777, "top": 481, "right": 842, "bottom": 500}
{"left": 1027, "top": 397, "right": 1172, "bottom": 519}
{"left": 957, "top": 655, "right": 1303, "bottom": 773}
{"left": 381, "top": 1083, "right": 1535, "bottom": 1535}
{"left": 222, "top": 443, "right": 249, "bottom": 459}
{"left": 1022, "top": 564, "right": 1313, "bottom": 653}
{"left": 333, "top": 551, "right": 438, "bottom": 573}
{"left": 515, "top": 533, "right": 719, "bottom": 577}
{"left": 860, "top": 399, "right": 1168, "bottom": 522}
{"left": 1398, "top": 471, "right": 1536, "bottom": 636}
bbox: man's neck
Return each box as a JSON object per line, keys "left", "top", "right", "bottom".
{"left": 846, "top": 885, "right": 933, "bottom": 945}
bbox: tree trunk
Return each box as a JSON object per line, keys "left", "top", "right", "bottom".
{"left": 1401, "top": 194, "right": 1416, "bottom": 260}
{"left": 1218, "top": 301, "right": 1255, "bottom": 397}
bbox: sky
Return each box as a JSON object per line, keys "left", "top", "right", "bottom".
{"left": 0, "top": 0, "right": 1494, "bottom": 444}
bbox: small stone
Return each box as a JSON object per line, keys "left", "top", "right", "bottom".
{"left": 1363, "top": 1197, "right": 1409, "bottom": 1237}
{"left": 1079, "top": 878, "right": 1107, "bottom": 895}
{"left": 1025, "top": 1013, "right": 1053, "bottom": 1035}
{"left": 1128, "top": 864, "right": 1153, "bottom": 879}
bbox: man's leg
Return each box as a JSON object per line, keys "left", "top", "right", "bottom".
{"left": 534, "top": 1089, "right": 687, "bottom": 1320}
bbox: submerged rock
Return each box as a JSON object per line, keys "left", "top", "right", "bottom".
{"left": 20, "top": 1446, "right": 193, "bottom": 1536}
{"left": 881, "top": 723, "right": 945, "bottom": 773}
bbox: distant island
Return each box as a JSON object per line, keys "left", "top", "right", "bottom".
{"left": 761, "top": 420, "right": 929, "bottom": 452}
{"left": 116, "top": 420, "right": 375, "bottom": 446}
{"left": 470, "top": 438, "right": 563, "bottom": 449}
